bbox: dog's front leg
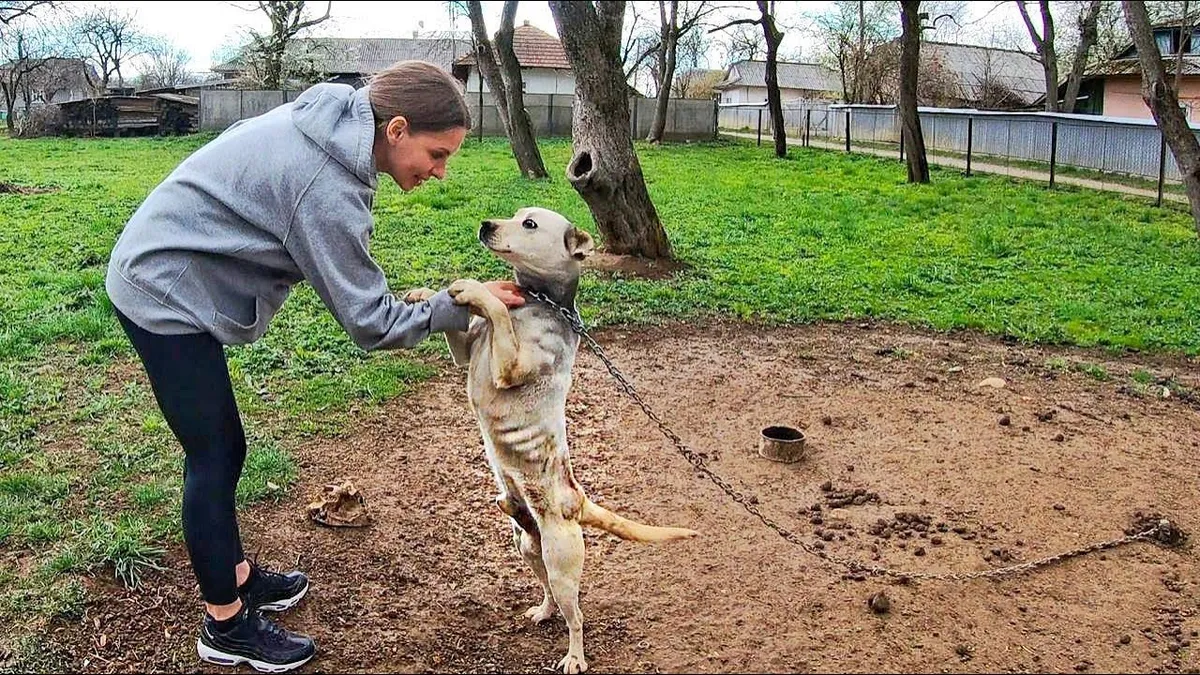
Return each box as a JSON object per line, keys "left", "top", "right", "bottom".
{"left": 448, "top": 280, "right": 533, "bottom": 389}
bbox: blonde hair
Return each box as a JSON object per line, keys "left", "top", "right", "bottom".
{"left": 367, "top": 60, "right": 472, "bottom": 134}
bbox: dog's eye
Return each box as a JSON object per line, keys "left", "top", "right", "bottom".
{"left": 522, "top": 218, "right": 538, "bottom": 230}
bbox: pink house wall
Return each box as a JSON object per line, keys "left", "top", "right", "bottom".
{"left": 1103, "top": 74, "right": 1200, "bottom": 120}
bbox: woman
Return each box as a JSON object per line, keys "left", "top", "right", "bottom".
{"left": 105, "top": 60, "right": 523, "bottom": 672}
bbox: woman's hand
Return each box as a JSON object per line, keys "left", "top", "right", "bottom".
{"left": 484, "top": 280, "right": 525, "bottom": 309}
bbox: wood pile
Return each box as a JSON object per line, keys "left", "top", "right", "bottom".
{"left": 51, "top": 94, "right": 198, "bottom": 137}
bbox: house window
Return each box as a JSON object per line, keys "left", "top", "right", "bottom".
{"left": 1156, "top": 29, "right": 1175, "bottom": 55}
{"left": 1190, "top": 29, "right": 1200, "bottom": 54}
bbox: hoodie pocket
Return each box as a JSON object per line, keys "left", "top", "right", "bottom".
{"left": 212, "top": 298, "right": 262, "bottom": 335}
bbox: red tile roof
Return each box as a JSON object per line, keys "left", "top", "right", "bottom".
{"left": 456, "top": 23, "right": 570, "bottom": 70}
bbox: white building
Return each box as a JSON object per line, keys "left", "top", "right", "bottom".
{"left": 713, "top": 60, "right": 842, "bottom": 105}
{"left": 451, "top": 21, "right": 575, "bottom": 96}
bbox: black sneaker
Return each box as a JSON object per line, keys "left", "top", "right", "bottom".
{"left": 197, "top": 603, "right": 316, "bottom": 673}
{"left": 240, "top": 561, "right": 309, "bottom": 613}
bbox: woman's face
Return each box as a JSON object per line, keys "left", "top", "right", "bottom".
{"left": 375, "top": 116, "right": 467, "bottom": 191}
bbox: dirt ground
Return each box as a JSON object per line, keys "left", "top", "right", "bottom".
{"left": 41, "top": 320, "right": 1200, "bottom": 674}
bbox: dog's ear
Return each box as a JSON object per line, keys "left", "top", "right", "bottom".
{"left": 564, "top": 227, "right": 595, "bottom": 261}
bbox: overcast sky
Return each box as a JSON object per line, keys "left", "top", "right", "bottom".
{"left": 64, "top": 1, "right": 1032, "bottom": 77}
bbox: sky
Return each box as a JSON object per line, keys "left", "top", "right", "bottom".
{"left": 70, "top": 0, "right": 1033, "bottom": 77}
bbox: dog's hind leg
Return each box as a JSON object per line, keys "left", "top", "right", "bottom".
{"left": 512, "top": 525, "right": 557, "bottom": 624}
{"left": 540, "top": 518, "right": 587, "bottom": 674}
{"left": 499, "top": 495, "right": 558, "bottom": 624}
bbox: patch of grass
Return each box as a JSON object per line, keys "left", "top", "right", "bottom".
{"left": 1131, "top": 368, "right": 1156, "bottom": 385}
{"left": 1046, "top": 357, "right": 1071, "bottom": 372}
{"left": 1074, "top": 362, "right": 1112, "bottom": 382}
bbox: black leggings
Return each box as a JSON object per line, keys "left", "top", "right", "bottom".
{"left": 115, "top": 307, "right": 247, "bottom": 606}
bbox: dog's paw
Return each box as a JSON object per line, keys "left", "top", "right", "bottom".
{"left": 448, "top": 279, "right": 485, "bottom": 303}
{"left": 403, "top": 287, "right": 436, "bottom": 303}
{"left": 524, "top": 601, "right": 557, "bottom": 624}
{"left": 557, "top": 652, "right": 588, "bottom": 674}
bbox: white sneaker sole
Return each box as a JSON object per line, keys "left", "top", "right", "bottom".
{"left": 196, "top": 639, "right": 313, "bottom": 673}
{"left": 258, "top": 582, "right": 309, "bottom": 612}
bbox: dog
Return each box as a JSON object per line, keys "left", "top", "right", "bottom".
{"left": 405, "top": 207, "right": 698, "bottom": 674}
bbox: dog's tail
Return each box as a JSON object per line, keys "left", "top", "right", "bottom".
{"left": 579, "top": 498, "right": 699, "bottom": 543}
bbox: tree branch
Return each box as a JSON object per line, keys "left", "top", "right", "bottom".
{"left": 708, "top": 17, "right": 759, "bottom": 34}
{"left": 290, "top": 1, "right": 332, "bottom": 33}
{"left": 1014, "top": 0, "right": 1044, "bottom": 50}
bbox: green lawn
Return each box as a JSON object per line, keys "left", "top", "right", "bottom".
{"left": 1, "top": 132, "right": 1199, "bottom": 663}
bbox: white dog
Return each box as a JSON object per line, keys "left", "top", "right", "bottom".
{"left": 406, "top": 207, "right": 698, "bottom": 673}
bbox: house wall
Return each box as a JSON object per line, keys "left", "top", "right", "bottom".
{"left": 464, "top": 67, "right": 576, "bottom": 95}
{"left": 716, "top": 85, "right": 837, "bottom": 105}
{"left": 1103, "top": 74, "right": 1200, "bottom": 119}
{"left": 0, "top": 85, "right": 91, "bottom": 116}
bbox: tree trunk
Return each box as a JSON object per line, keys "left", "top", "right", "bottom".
{"left": 1124, "top": 0, "right": 1200, "bottom": 233}
{"left": 466, "top": 1, "right": 512, "bottom": 135}
{"left": 647, "top": 0, "right": 678, "bottom": 143}
{"left": 856, "top": 0, "right": 866, "bottom": 104}
{"left": 549, "top": 0, "right": 673, "bottom": 260}
{"left": 493, "top": 1, "right": 549, "bottom": 178}
{"left": 899, "top": 0, "right": 929, "bottom": 183}
{"left": 759, "top": 1, "right": 786, "bottom": 158}
{"left": 1016, "top": 0, "right": 1059, "bottom": 112}
{"left": 263, "top": 40, "right": 285, "bottom": 90}
{"left": 2, "top": 83, "right": 15, "bottom": 132}
{"left": 1062, "top": 0, "right": 1102, "bottom": 114}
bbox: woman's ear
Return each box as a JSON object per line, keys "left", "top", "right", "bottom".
{"left": 385, "top": 115, "right": 409, "bottom": 142}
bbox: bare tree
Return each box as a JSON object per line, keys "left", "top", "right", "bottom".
{"left": 139, "top": 38, "right": 193, "bottom": 89}
{"left": 548, "top": 0, "right": 673, "bottom": 260}
{"left": 621, "top": 1, "right": 661, "bottom": 92}
{"left": 1124, "top": 0, "right": 1200, "bottom": 233}
{"left": 712, "top": 1, "right": 786, "bottom": 157}
{"left": 0, "top": 17, "right": 51, "bottom": 132}
{"left": 461, "top": 0, "right": 548, "bottom": 179}
{"left": 0, "top": 0, "right": 52, "bottom": 25}
{"left": 1015, "top": 0, "right": 1059, "bottom": 111}
{"left": 72, "top": 5, "right": 148, "bottom": 94}
{"left": 1060, "top": 0, "right": 1102, "bottom": 113}
{"left": 970, "top": 48, "right": 1024, "bottom": 109}
{"left": 646, "top": 1, "right": 722, "bottom": 143}
{"left": 26, "top": 56, "right": 90, "bottom": 107}
{"left": 809, "top": 1, "right": 899, "bottom": 104}
{"left": 722, "top": 21, "right": 766, "bottom": 63}
{"left": 236, "top": 1, "right": 331, "bottom": 90}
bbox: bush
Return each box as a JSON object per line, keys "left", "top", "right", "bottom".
{"left": 12, "top": 105, "right": 63, "bottom": 139}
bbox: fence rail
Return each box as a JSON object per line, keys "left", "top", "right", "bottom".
{"left": 720, "top": 102, "right": 1193, "bottom": 205}
{"left": 200, "top": 89, "right": 719, "bottom": 140}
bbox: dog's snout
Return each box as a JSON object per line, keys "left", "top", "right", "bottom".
{"left": 479, "top": 220, "right": 497, "bottom": 244}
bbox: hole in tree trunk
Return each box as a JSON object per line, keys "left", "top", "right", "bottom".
{"left": 570, "top": 151, "right": 593, "bottom": 178}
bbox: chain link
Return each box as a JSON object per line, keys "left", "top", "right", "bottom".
{"left": 526, "top": 290, "right": 1172, "bottom": 582}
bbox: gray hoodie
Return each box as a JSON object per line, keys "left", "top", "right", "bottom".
{"left": 105, "top": 82, "right": 470, "bottom": 349}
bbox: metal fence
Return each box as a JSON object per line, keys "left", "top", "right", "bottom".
{"left": 719, "top": 102, "right": 1191, "bottom": 206}
{"left": 201, "top": 88, "right": 719, "bottom": 140}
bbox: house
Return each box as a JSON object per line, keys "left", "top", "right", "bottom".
{"left": 1058, "top": 19, "right": 1200, "bottom": 119}
{"left": 0, "top": 57, "right": 94, "bottom": 119}
{"left": 212, "top": 34, "right": 473, "bottom": 87}
{"left": 451, "top": 21, "right": 575, "bottom": 96}
{"left": 913, "top": 42, "right": 1044, "bottom": 110}
{"left": 713, "top": 60, "right": 841, "bottom": 105}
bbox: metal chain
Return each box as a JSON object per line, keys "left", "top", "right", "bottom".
{"left": 525, "top": 290, "right": 1172, "bottom": 582}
